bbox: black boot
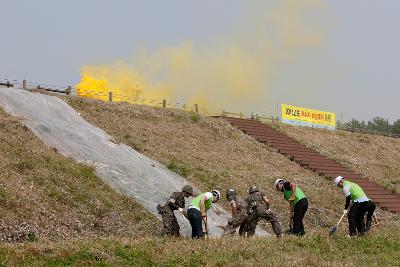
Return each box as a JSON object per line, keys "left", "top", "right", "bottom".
{"left": 366, "top": 219, "right": 372, "bottom": 232}
{"left": 285, "top": 225, "right": 293, "bottom": 235}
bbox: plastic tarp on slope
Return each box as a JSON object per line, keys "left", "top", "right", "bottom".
{"left": 0, "top": 89, "right": 268, "bottom": 237}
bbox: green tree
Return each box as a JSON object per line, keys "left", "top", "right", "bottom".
{"left": 392, "top": 119, "right": 400, "bottom": 134}
{"left": 367, "top": 117, "right": 391, "bottom": 133}
{"left": 344, "top": 118, "right": 362, "bottom": 129}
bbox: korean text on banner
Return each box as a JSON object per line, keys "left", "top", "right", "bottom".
{"left": 281, "top": 104, "right": 336, "bottom": 130}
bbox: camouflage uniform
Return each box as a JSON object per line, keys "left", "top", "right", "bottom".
{"left": 246, "top": 191, "right": 281, "bottom": 237}
{"left": 242, "top": 211, "right": 259, "bottom": 236}
{"left": 157, "top": 192, "right": 185, "bottom": 237}
{"left": 223, "top": 195, "right": 252, "bottom": 236}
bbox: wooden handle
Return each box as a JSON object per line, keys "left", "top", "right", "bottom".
{"left": 337, "top": 211, "right": 347, "bottom": 225}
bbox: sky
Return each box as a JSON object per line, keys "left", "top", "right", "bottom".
{"left": 0, "top": 0, "right": 399, "bottom": 122}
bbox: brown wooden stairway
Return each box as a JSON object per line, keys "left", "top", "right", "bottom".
{"left": 217, "top": 116, "right": 400, "bottom": 214}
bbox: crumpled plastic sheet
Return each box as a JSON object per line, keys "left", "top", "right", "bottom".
{"left": 0, "top": 88, "right": 268, "bottom": 237}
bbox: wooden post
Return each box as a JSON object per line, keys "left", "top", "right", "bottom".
{"left": 195, "top": 104, "right": 199, "bottom": 113}
{"left": 67, "top": 86, "right": 72, "bottom": 95}
{"left": 108, "top": 92, "right": 113, "bottom": 102}
{"left": 23, "top": 79, "right": 27, "bottom": 89}
{"left": 163, "top": 99, "right": 166, "bottom": 108}
{"left": 340, "top": 112, "right": 343, "bottom": 125}
{"left": 276, "top": 102, "right": 279, "bottom": 121}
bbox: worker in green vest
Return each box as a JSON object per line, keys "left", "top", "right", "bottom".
{"left": 187, "top": 190, "right": 221, "bottom": 238}
{"left": 274, "top": 179, "right": 308, "bottom": 236}
{"left": 334, "top": 176, "right": 376, "bottom": 236}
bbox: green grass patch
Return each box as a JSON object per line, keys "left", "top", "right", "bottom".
{"left": 1, "top": 234, "right": 400, "bottom": 266}
{"left": 115, "top": 246, "right": 155, "bottom": 266}
{"left": 12, "top": 159, "right": 35, "bottom": 174}
{"left": 0, "top": 187, "right": 6, "bottom": 200}
{"left": 78, "top": 164, "right": 96, "bottom": 179}
{"left": 167, "top": 160, "right": 191, "bottom": 177}
{"left": 42, "top": 250, "right": 102, "bottom": 267}
{"left": 190, "top": 112, "right": 201, "bottom": 123}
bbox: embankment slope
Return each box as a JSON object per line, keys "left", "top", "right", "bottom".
{"left": 0, "top": 89, "right": 230, "bottom": 237}
{"left": 0, "top": 108, "right": 157, "bottom": 242}
{"left": 0, "top": 92, "right": 398, "bottom": 266}
{"left": 64, "top": 96, "right": 399, "bottom": 230}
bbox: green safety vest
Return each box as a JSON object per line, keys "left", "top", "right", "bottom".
{"left": 283, "top": 185, "right": 306, "bottom": 206}
{"left": 344, "top": 181, "right": 366, "bottom": 200}
{"left": 190, "top": 192, "right": 214, "bottom": 211}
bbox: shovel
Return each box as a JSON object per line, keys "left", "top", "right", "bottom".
{"left": 203, "top": 215, "right": 209, "bottom": 238}
{"left": 329, "top": 211, "right": 347, "bottom": 236}
{"left": 367, "top": 214, "right": 380, "bottom": 230}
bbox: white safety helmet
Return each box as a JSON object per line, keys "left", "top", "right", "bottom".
{"left": 334, "top": 176, "right": 344, "bottom": 186}
{"left": 274, "top": 178, "right": 284, "bottom": 188}
{"left": 211, "top": 190, "right": 221, "bottom": 200}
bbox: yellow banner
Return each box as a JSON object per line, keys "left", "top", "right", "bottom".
{"left": 281, "top": 104, "right": 336, "bottom": 129}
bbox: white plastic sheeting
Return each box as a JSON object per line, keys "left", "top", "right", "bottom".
{"left": 0, "top": 88, "right": 267, "bottom": 237}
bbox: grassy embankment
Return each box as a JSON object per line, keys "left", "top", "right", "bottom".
{"left": 0, "top": 108, "right": 157, "bottom": 243}
{"left": 64, "top": 97, "right": 399, "bottom": 230}
{"left": 0, "top": 94, "right": 399, "bottom": 266}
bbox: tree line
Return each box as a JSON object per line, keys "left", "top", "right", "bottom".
{"left": 339, "top": 117, "right": 400, "bottom": 134}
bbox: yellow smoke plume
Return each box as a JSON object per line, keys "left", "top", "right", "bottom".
{"left": 76, "top": 0, "right": 326, "bottom": 115}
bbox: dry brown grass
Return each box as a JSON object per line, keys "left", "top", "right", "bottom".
{"left": 63, "top": 97, "right": 399, "bottom": 231}
{"left": 0, "top": 108, "right": 158, "bottom": 242}
{"left": 275, "top": 123, "right": 400, "bottom": 193}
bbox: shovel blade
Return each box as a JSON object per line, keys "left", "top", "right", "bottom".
{"left": 329, "top": 225, "right": 338, "bottom": 235}
{"left": 372, "top": 222, "right": 380, "bottom": 228}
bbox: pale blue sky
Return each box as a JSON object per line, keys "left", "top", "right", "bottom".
{"left": 1, "top": 0, "right": 399, "bottom": 122}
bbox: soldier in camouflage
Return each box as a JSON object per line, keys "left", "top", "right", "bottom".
{"left": 221, "top": 188, "right": 252, "bottom": 236}
{"left": 157, "top": 185, "right": 194, "bottom": 237}
{"left": 245, "top": 185, "right": 282, "bottom": 237}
